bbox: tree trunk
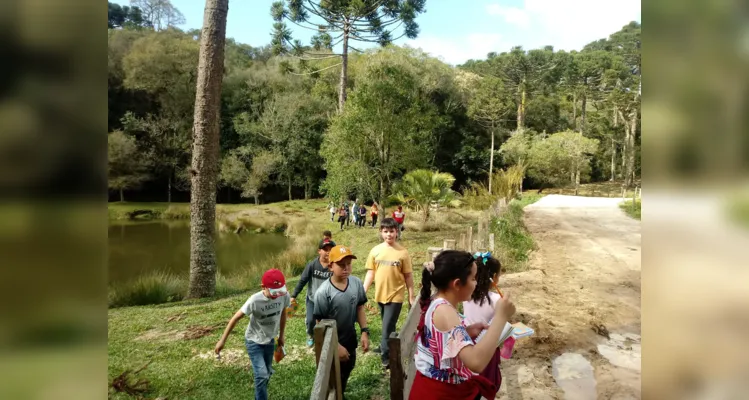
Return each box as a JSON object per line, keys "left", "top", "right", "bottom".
{"left": 167, "top": 173, "right": 172, "bottom": 203}
{"left": 287, "top": 176, "right": 292, "bottom": 201}
{"left": 488, "top": 126, "right": 495, "bottom": 194}
{"left": 253, "top": 194, "right": 259, "bottom": 205}
{"left": 574, "top": 168, "right": 580, "bottom": 195}
{"left": 379, "top": 178, "right": 386, "bottom": 208}
{"left": 186, "top": 0, "right": 228, "bottom": 300}
{"left": 572, "top": 93, "right": 577, "bottom": 129}
{"left": 580, "top": 94, "right": 587, "bottom": 134}
{"left": 304, "top": 178, "right": 310, "bottom": 200}
{"left": 337, "top": 25, "right": 349, "bottom": 113}
{"left": 119, "top": 188, "right": 124, "bottom": 202}
{"left": 610, "top": 139, "right": 616, "bottom": 182}
{"left": 517, "top": 82, "right": 526, "bottom": 130}
{"left": 625, "top": 109, "right": 637, "bottom": 187}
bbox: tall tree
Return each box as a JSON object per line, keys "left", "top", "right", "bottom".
{"left": 108, "top": 131, "right": 151, "bottom": 201}
{"left": 321, "top": 59, "right": 439, "bottom": 204}
{"left": 130, "top": 0, "right": 186, "bottom": 31}
{"left": 186, "top": 0, "right": 229, "bottom": 299}
{"left": 270, "top": 0, "right": 426, "bottom": 112}
{"left": 466, "top": 76, "right": 513, "bottom": 193}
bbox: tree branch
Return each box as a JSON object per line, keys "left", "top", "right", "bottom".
{"left": 286, "top": 62, "right": 343, "bottom": 76}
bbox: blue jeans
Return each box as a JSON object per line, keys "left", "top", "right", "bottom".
{"left": 245, "top": 338, "right": 275, "bottom": 400}
{"left": 305, "top": 297, "right": 316, "bottom": 337}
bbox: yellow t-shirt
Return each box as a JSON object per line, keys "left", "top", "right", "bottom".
{"left": 365, "top": 242, "right": 413, "bottom": 303}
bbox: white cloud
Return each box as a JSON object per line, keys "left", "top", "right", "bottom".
{"left": 485, "top": 0, "right": 640, "bottom": 50}
{"left": 486, "top": 4, "right": 530, "bottom": 29}
{"left": 405, "top": 33, "right": 504, "bottom": 65}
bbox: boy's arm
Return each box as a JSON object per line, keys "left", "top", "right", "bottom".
{"left": 362, "top": 251, "right": 376, "bottom": 293}
{"left": 278, "top": 306, "right": 287, "bottom": 347}
{"left": 357, "top": 304, "right": 369, "bottom": 352}
{"left": 215, "top": 310, "right": 245, "bottom": 354}
{"left": 402, "top": 252, "right": 415, "bottom": 305}
{"left": 291, "top": 262, "right": 313, "bottom": 300}
{"left": 404, "top": 273, "right": 415, "bottom": 305}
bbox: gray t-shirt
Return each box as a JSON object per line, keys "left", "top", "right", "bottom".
{"left": 240, "top": 291, "right": 290, "bottom": 345}
{"left": 313, "top": 276, "right": 367, "bottom": 350}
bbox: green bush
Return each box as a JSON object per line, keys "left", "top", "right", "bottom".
{"left": 491, "top": 201, "right": 536, "bottom": 272}
{"left": 619, "top": 199, "right": 641, "bottom": 220}
{"left": 108, "top": 272, "right": 186, "bottom": 307}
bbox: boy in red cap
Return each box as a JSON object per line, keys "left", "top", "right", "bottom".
{"left": 215, "top": 269, "right": 290, "bottom": 400}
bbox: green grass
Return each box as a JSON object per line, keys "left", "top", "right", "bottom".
{"left": 109, "top": 199, "right": 491, "bottom": 399}
{"left": 491, "top": 199, "right": 538, "bottom": 272}
{"left": 619, "top": 199, "right": 641, "bottom": 220}
{"left": 727, "top": 196, "right": 749, "bottom": 229}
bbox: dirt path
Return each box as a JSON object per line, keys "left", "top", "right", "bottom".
{"left": 496, "top": 195, "right": 641, "bottom": 400}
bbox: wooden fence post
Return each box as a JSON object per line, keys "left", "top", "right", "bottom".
{"left": 489, "top": 233, "right": 495, "bottom": 252}
{"left": 389, "top": 333, "right": 404, "bottom": 400}
{"left": 459, "top": 234, "right": 466, "bottom": 250}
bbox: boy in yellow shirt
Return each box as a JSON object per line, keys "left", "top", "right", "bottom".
{"left": 363, "top": 217, "right": 415, "bottom": 369}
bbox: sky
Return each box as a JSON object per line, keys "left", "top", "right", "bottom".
{"left": 114, "top": 0, "right": 641, "bottom": 65}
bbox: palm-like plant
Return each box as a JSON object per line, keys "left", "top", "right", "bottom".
{"left": 392, "top": 169, "right": 461, "bottom": 223}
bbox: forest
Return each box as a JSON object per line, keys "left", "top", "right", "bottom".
{"left": 108, "top": 1, "right": 641, "bottom": 205}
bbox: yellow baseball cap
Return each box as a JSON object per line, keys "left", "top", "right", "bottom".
{"left": 328, "top": 245, "right": 357, "bottom": 263}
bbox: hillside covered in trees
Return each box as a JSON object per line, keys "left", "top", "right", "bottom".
{"left": 108, "top": 1, "right": 640, "bottom": 204}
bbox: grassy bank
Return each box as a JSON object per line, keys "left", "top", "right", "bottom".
{"left": 109, "top": 199, "right": 486, "bottom": 399}
{"left": 619, "top": 199, "right": 641, "bottom": 220}
{"left": 490, "top": 193, "right": 542, "bottom": 273}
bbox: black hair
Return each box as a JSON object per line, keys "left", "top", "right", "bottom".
{"left": 470, "top": 256, "right": 502, "bottom": 306}
{"left": 323, "top": 230, "right": 332, "bottom": 238}
{"left": 380, "top": 217, "right": 399, "bottom": 230}
{"left": 419, "top": 250, "right": 476, "bottom": 310}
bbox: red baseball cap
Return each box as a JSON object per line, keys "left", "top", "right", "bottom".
{"left": 261, "top": 269, "right": 287, "bottom": 297}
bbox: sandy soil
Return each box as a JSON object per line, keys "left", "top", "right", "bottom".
{"left": 496, "top": 195, "right": 641, "bottom": 400}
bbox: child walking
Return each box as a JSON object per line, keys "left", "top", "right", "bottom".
{"left": 358, "top": 204, "right": 367, "bottom": 227}
{"left": 338, "top": 205, "right": 347, "bottom": 231}
{"left": 462, "top": 252, "right": 504, "bottom": 391}
{"left": 215, "top": 269, "right": 291, "bottom": 400}
{"left": 409, "top": 251, "right": 515, "bottom": 400}
{"left": 313, "top": 245, "right": 370, "bottom": 397}
{"left": 392, "top": 206, "right": 406, "bottom": 239}
{"left": 370, "top": 202, "right": 379, "bottom": 227}
{"left": 362, "top": 217, "right": 415, "bottom": 369}
{"left": 290, "top": 238, "right": 336, "bottom": 347}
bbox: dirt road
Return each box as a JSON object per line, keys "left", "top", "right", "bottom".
{"left": 496, "top": 195, "right": 641, "bottom": 400}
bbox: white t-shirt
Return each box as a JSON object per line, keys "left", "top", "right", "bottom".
{"left": 240, "top": 291, "right": 290, "bottom": 344}
{"left": 462, "top": 291, "right": 502, "bottom": 325}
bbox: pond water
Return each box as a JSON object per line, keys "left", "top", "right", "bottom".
{"left": 108, "top": 221, "right": 290, "bottom": 286}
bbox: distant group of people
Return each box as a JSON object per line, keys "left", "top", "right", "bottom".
{"left": 329, "top": 199, "right": 406, "bottom": 239}
{"left": 216, "top": 206, "right": 515, "bottom": 400}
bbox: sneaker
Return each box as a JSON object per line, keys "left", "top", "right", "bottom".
{"left": 307, "top": 338, "right": 314, "bottom": 347}
{"left": 382, "top": 361, "right": 390, "bottom": 371}
{"left": 372, "top": 346, "right": 382, "bottom": 354}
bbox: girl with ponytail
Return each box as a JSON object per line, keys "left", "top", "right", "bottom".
{"left": 410, "top": 250, "right": 515, "bottom": 400}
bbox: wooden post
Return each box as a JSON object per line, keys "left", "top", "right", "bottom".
{"left": 313, "top": 323, "right": 326, "bottom": 364}
{"left": 472, "top": 240, "right": 478, "bottom": 253}
{"left": 489, "top": 233, "right": 495, "bottom": 252}
{"left": 389, "top": 333, "right": 404, "bottom": 400}
{"left": 467, "top": 226, "right": 473, "bottom": 252}
{"left": 459, "top": 234, "right": 466, "bottom": 250}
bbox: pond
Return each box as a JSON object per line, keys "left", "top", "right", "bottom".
{"left": 108, "top": 221, "right": 291, "bottom": 286}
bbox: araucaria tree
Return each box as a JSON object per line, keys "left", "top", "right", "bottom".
{"left": 270, "top": 0, "right": 426, "bottom": 112}
{"left": 186, "top": 0, "right": 229, "bottom": 299}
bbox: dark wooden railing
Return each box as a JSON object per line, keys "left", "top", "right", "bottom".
{"left": 387, "top": 302, "right": 422, "bottom": 400}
